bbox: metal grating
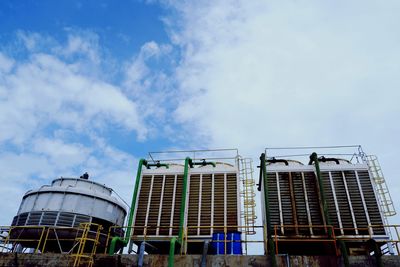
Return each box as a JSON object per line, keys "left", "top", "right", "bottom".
{"left": 265, "top": 163, "right": 387, "bottom": 239}
{"left": 133, "top": 166, "right": 240, "bottom": 238}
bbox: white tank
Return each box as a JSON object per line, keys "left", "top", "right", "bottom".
{"left": 11, "top": 174, "right": 127, "bottom": 252}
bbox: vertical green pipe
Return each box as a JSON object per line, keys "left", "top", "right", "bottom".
{"left": 109, "top": 158, "right": 147, "bottom": 255}
{"left": 260, "top": 153, "right": 277, "bottom": 267}
{"left": 126, "top": 158, "right": 147, "bottom": 240}
{"left": 168, "top": 237, "right": 177, "bottom": 267}
{"left": 310, "top": 153, "right": 332, "bottom": 235}
{"left": 178, "top": 157, "right": 191, "bottom": 244}
{"left": 310, "top": 153, "right": 349, "bottom": 266}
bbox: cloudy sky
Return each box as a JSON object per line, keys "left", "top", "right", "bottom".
{"left": 0, "top": 0, "right": 399, "bottom": 236}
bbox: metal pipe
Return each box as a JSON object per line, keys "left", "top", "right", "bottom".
{"left": 168, "top": 237, "right": 177, "bottom": 267}
{"left": 146, "top": 161, "right": 169, "bottom": 169}
{"left": 309, "top": 153, "right": 331, "bottom": 235}
{"left": 178, "top": 157, "right": 192, "bottom": 245}
{"left": 267, "top": 158, "right": 289, "bottom": 166}
{"left": 190, "top": 159, "right": 216, "bottom": 168}
{"left": 201, "top": 240, "right": 209, "bottom": 267}
{"left": 138, "top": 242, "right": 146, "bottom": 267}
{"left": 109, "top": 159, "right": 148, "bottom": 255}
{"left": 318, "top": 156, "right": 340, "bottom": 165}
{"left": 260, "top": 153, "right": 277, "bottom": 267}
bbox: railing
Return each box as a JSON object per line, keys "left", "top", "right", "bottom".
{"left": 272, "top": 224, "right": 400, "bottom": 255}
{"left": 0, "top": 224, "right": 102, "bottom": 255}
{"left": 104, "top": 225, "right": 267, "bottom": 255}
{"left": 2, "top": 224, "right": 400, "bottom": 256}
{"left": 70, "top": 223, "right": 102, "bottom": 267}
{"left": 273, "top": 225, "right": 338, "bottom": 255}
{"left": 0, "top": 225, "right": 47, "bottom": 253}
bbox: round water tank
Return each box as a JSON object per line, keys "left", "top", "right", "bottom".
{"left": 10, "top": 175, "right": 127, "bottom": 252}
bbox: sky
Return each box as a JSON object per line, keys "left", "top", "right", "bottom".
{"left": 0, "top": 0, "right": 399, "bottom": 245}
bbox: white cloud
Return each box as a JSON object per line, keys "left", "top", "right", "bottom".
{"left": 0, "top": 31, "right": 152, "bottom": 224}
{"left": 165, "top": 1, "right": 400, "bottom": 224}
{"left": 0, "top": 52, "right": 14, "bottom": 73}
{"left": 166, "top": 0, "right": 400, "bottom": 151}
{"left": 0, "top": 51, "right": 146, "bottom": 144}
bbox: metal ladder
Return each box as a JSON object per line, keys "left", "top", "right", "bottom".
{"left": 365, "top": 155, "right": 396, "bottom": 217}
{"left": 239, "top": 158, "right": 257, "bottom": 236}
{"left": 70, "top": 223, "right": 102, "bottom": 267}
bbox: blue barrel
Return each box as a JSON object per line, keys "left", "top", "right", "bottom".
{"left": 227, "top": 232, "right": 242, "bottom": 255}
{"left": 211, "top": 232, "right": 225, "bottom": 254}
{"left": 211, "top": 232, "right": 242, "bottom": 255}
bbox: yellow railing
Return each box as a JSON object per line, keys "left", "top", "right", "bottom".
{"left": 0, "top": 224, "right": 100, "bottom": 255}
{"left": 0, "top": 225, "right": 47, "bottom": 253}
{"left": 70, "top": 223, "right": 102, "bottom": 267}
{"left": 104, "top": 224, "right": 267, "bottom": 255}
{"left": 2, "top": 223, "right": 399, "bottom": 256}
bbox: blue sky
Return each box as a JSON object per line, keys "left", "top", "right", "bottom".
{"left": 0, "top": 0, "right": 400, "bottom": 236}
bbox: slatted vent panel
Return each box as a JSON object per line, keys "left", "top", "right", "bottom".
{"left": 344, "top": 171, "right": 369, "bottom": 234}
{"left": 321, "top": 172, "right": 340, "bottom": 235}
{"left": 134, "top": 175, "right": 152, "bottom": 235}
{"left": 292, "top": 172, "right": 309, "bottom": 234}
{"left": 200, "top": 174, "right": 212, "bottom": 235}
{"left": 226, "top": 173, "right": 238, "bottom": 232}
{"left": 159, "top": 175, "right": 175, "bottom": 235}
{"left": 266, "top": 172, "right": 280, "bottom": 231}
{"left": 303, "top": 172, "right": 323, "bottom": 230}
{"left": 278, "top": 173, "right": 294, "bottom": 235}
{"left": 267, "top": 167, "right": 387, "bottom": 238}
{"left": 172, "top": 175, "right": 183, "bottom": 236}
{"left": 188, "top": 174, "right": 200, "bottom": 235}
{"left": 330, "top": 171, "right": 353, "bottom": 234}
{"left": 147, "top": 175, "right": 163, "bottom": 235}
{"left": 134, "top": 174, "right": 184, "bottom": 236}
{"left": 213, "top": 174, "right": 225, "bottom": 232}
{"left": 358, "top": 170, "right": 385, "bottom": 235}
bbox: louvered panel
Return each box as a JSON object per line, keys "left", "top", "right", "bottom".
{"left": 321, "top": 172, "right": 340, "bottom": 235}
{"left": 331, "top": 171, "right": 354, "bottom": 235}
{"left": 188, "top": 174, "right": 200, "bottom": 235}
{"left": 358, "top": 170, "right": 385, "bottom": 235}
{"left": 172, "top": 175, "right": 183, "bottom": 235}
{"left": 134, "top": 175, "right": 152, "bottom": 235}
{"left": 344, "top": 171, "right": 369, "bottom": 234}
{"left": 303, "top": 172, "right": 323, "bottom": 227}
{"left": 226, "top": 173, "right": 238, "bottom": 232}
{"left": 266, "top": 173, "right": 280, "bottom": 232}
{"left": 200, "top": 174, "right": 212, "bottom": 235}
{"left": 213, "top": 174, "right": 225, "bottom": 232}
{"left": 159, "top": 175, "right": 175, "bottom": 235}
{"left": 278, "top": 173, "right": 294, "bottom": 235}
{"left": 147, "top": 175, "right": 163, "bottom": 235}
{"left": 292, "top": 172, "right": 309, "bottom": 235}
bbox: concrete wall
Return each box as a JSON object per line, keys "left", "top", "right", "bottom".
{"left": 0, "top": 254, "right": 399, "bottom": 267}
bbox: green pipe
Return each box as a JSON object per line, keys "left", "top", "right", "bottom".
{"left": 146, "top": 162, "right": 169, "bottom": 169}
{"left": 339, "top": 240, "right": 349, "bottom": 267}
{"left": 260, "top": 153, "right": 277, "bottom": 267}
{"left": 168, "top": 237, "right": 177, "bottom": 267}
{"left": 178, "top": 157, "right": 192, "bottom": 245}
{"left": 309, "top": 152, "right": 332, "bottom": 237}
{"left": 109, "top": 158, "right": 147, "bottom": 255}
{"left": 191, "top": 160, "right": 216, "bottom": 168}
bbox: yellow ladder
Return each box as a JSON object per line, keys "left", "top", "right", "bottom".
{"left": 239, "top": 158, "right": 257, "bottom": 235}
{"left": 70, "top": 223, "right": 102, "bottom": 267}
{"left": 366, "top": 155, "right": 396, "bottom": 217}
